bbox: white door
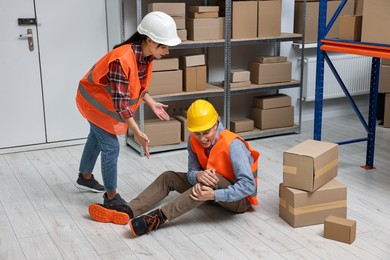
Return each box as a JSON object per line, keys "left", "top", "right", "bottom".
{"left": 0, "top": 0, "right": 108, "bottom": 148}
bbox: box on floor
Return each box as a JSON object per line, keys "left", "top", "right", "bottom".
{"left": 324, "top": 215, "right": 356, "bottom": 244}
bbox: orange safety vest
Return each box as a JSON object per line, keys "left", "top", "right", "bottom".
{"left": 190, "top": 130, "right": 260, "bottom": 205}
{"left": 76, "top": 44, "right": 152, "bottom": 135}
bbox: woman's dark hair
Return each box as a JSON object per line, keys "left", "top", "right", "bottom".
{"left": 113, "top": 32, "right": 147, "bottom": 49}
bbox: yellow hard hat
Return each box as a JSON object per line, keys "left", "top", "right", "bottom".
{"left": 187, "top": 99, "right": 218, "bottom": 132}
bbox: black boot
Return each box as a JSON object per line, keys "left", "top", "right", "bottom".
{"left": 129, "top": 209, "right": 167, "bottom": 237}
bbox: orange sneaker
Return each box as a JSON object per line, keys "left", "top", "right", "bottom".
{"left": 89, "top": 204, "right": 133, "bottom": 225}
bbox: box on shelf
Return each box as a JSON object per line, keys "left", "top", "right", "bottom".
{"left": 148, "top": 70, "right": 182, "bottom": 96}
{"left": 231, "top": 69, "right": 250, "bottom": 83}
{"left": 361, "top": 0, "right": 390, "bottom": 45}
{"left": 283, "top": 139, "right": 338, "bottom": 192}
{"left": 135, "top": 119, "right": 181, "bottom": 147}
{"left": 229, "top": 81, "right": 251, "bottom": 89}
{"left": 174, "top": 115, "right": 190, "bottom": 142}
{"left": 188, "top": 6, "right": 219, "bottom": 13}
{"left": 186, "top": 17, "right": 224, "bottom": 41}
{"left": 324, "top": 215, "right": 356, "bottom": 244}
{"left": 181, "top": 65, "right": 206, "bottom": 92}
{"left": 148, "top": 3, "right": 186, "bottom": 17}
{"left": 379, "top": 65, "right": 390, "bottom": 93}
{"left": 294, "top": 0, "right": 355, "bottom": 43}
{"left": 385, "top": 94, "right": 390, "bottom": 128}
{"left": 382, "top": 59, "right": 390, "bottom": 66}
{"left": 250, "top": 106, "right": 294, "bottom": 130}
{"left": 232, "top": 1, "right": 258, "bottom": 39}
{"left": 249, "top": 61, "right": 292, "bottom": 84}
{"left": 355, "top": 0, "right": 364, "bottom": 15}
{"left": 173, "top": 17, "right": 185, "bottom": 30}
{"left": 188, "top": 12, "right": 218, "bottom": 19}
{"left": 258, "top": 0, "right": 281, "bottom": 37}
{"left": 254, "top": 56, "right": 288, "bottom": 64}
{"left": 180, "top": 54, "right": 205, "bottom": 67}
{"left": 152, "top": 58, "right": 179, "bottom": 72}
{"left": 338, "top": 15, "right": 362, "bottom": 41}
{"left": 230, "top": 118, "right": 254, "bottom": 133}
{"left": 177, "top": 29, "right": 187, "bottom": 41}
{"left": 253, "top": 94, "right": 291, "bottom": 109}
{"left": 279, "top": 179, "right": 347, "bottom": 228}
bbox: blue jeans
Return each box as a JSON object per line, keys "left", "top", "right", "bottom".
{"left": 79, "top": 121, "right": 119, "bottom": 191}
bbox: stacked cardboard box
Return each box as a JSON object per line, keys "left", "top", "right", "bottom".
{"left": 379, "top": 59, "right": 390, "bottom": 128}
{"left": 279, "top": 139, "right": 349, "bottom": 228}
{"left": 338, "top": 15, "right": 362, "bottom": 41}
{"left": 229, "top": 69, "right": 251, "bottom": 89}
{"left": 232, "top": 1, "right": 257, "bottom": 39}
{"left": 187, "top": 5, "right": 224, "bottom": 41}
{"left": 148, "top": 2, "right": 187, "bottom": 41}
{"left": 250, "top": 94, "right": 294, "bottom": 130}
{"left": 361, "top": 0, "right": 390, "bottom": 45}
{"left": 149, "top": 58, "right": 182, "bottom": 96}
{"left": 179, "top": 54, "right": 207, "bottom": 92}
{"left": 258, "top": 0, "right": 282, "bottom": 38}
{"left": 249, "top": 56, "right": 292, "bottom": 85}
{"left": 230, "top": 118, "right": 254, "bottom": 133}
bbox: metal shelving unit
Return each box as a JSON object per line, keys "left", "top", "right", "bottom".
{"left": 126, "top": 0, "right": 305, "bottom": 156}
{"left": 314, "top": 0, "right": 390, "bottom": 169}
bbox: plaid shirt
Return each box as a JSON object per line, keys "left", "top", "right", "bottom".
{"left": 106, "top": 42, "right": 153, "bottom": 119}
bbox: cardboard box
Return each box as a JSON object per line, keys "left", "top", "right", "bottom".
{"left": 231, "top": 69, "right": 250, "bottom": 83}
{"left": 361, "top": 0, "right": 390, "bottom": 45}
{"left": 254, "top": 56, "right": 288, "bottom": 64}
{"left": 249, "top": 61, "right": 292, "bottom": 84}
{"left": 180, "top": 54, "right": 205, "bottom": 67}
{"left": 174, "top": 115, "right": 190, "bottom": 142}
{"left": 385, "top": 93, "right": 390, "bottom": 128}
{"left": 148, "top": 3, "right": 186, "bottom": 17}
{"left": 181, "top": 65, "right": 207, "bottom": 92}
{"left": 188, "top": 6, "right": 219, "bottom": 13}
{"left": 379, "top": 65, "right": 390, "bottom": 93}
{"left": 382, "top": 59, "right": 390, "bottom": 65}
{"left": 258, "top": 0, "right": 281, "bottom": 37}
{"left": 135, "top": 119, "right": 180, "bottom": 147}
{"left": 232, "top": 1, "right": 258, "bottom": 39}
{"left": 355, "top": 0, "right": 364, "bottom": 15}
{"left": 294, "top": 0, "right": 355, "bottom": 43}
{"left": 152, "top": 58, "right": 179, "bottom": 72}
{"left": 279, "top": 179, "right": 347, "bottom": 228}
{"left": 229, "top": 81, "right": 251, "bottom": 89}
{"left": 187, "top": 17, "right": 224, "bottom": 41}
{"left": 339, "top": 15, "right": 362, "bottom": 41}
{"left": 324, "top": 216, "right": 356, "bottom": 244}
{"left": 148, "top": 70, "right": 182, "bottom": 96}
{"left": 253, "top": 94, "right": 291, "bottom": 109}
{"left": 177, "top": 29, "right": 187, "bottom": 41}
{"left": 230, "top": 118, "right": 254, "bottom": 133}
{"left": 250, "top": 106, "right": 294, "bottom": 130}
{"left": 173, "top": 17, "right": 185, "bottom": 30}
{"left": 188, "top": 12, "right": 218, "bottom": 19}
{"left": 283, "top": 139, "right": 338, "bottom": 192}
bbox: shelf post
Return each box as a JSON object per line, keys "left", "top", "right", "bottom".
{"left": 223, "top": 0, "right": 232, "bottom": 129}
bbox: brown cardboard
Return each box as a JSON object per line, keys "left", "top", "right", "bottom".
{"left": 279, "top": 179, "right": 347, "bottom": 228}
{"left": 294, "top": 0, "right": 355, "bottom": 43}
{"left": 148, "top": 70, "right": 182, "bottom": 96}
{"left": 249, "top": 61, "right": 292, "bottom": 84}
{"left": 379, "top": 65, "right": 390, "bottom": 93}
{"left": 188, "top": 12, "right": 218, "bottom": 19}
{"left": 361, "top": 0, "right": 390, "bottom": 44}
{"left": 258, "top": 0, "right": 281, "bottom": 37}
{"left": 135, "top": 119, "right": 181, "bottom": 147}
{"left": 181, "top": 65, "right": 207, "bottom": 92}
{"left": 148, "top": 3, "right": 186, "bottom": 17}
{"left": 179, "top": 54, "right": 205, "bottom": 67}
{"left": 339, "top": 15, "right": 362, "bottom": 41}
{"left": 324, "top": 215, "right": 356, "bottom": 244}
{"left": 174, "top": 115, "right": 190, "bottom": 142}
{"left": 254, "top": 56, "right": 288, "bottom": 64}
{"left": 188, "top": 6, "right": 219, "bottom": 13}
{"left": 230, "top": 118, "right": 254, "bottom": 133}
{"left": 382, "top": 59, "right": 390, "bottom": 66}
{"left": 221, "top": 81, "right": 252, "bottom": 89}
{"left": 283, "top": 139, "right": 338, "bottom": 192}
{"left": 152, "top": 58, "right": 179, "bottom": 72}
{"left": 187, "top": 18, "right": 224, "bottom": 41}
{"left": 231, "top": 69, "right": 250, "bottom": 83}
{"left": 232, "top": 1, "right": 258, "bottom": 39}
{"left": 250, "top": 106, "right": 294, "bottom": 130}
{"left": 177, "top": 29, "right": 187, "bottom": 41}
{"left": 384, "top": 94, "right": 390, "bottom": 128}
{"left": 355, "top": 0, "right": 364, "bottom": 15}
{"left": 173, "top": 17, "right": 185, "bottom": 30}
{"left": 253, "top": 94, "right": 291, "bottom": 109}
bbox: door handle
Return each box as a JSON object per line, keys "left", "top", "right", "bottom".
{"left": 19, "top": 29, "right": 34, "bottom": 51}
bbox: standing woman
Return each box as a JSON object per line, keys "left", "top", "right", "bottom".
{"left": 75, "top": 11, "right": 181, "bottom": 207}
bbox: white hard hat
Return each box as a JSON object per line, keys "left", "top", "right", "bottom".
{"left": 137, "top": 11, "right": 181, "bottom": 47}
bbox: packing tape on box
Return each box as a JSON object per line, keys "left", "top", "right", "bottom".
{"left": 314, "top": 158, "right": 338, "bottom": 179}
{"left": 283, "top": 165, "right": 297, "bottom": 175}
{"left": 279, "top": 197, "right": 286, "bottom": 208}
{"left": 288, "top": 200, "right": 347, "bottom": 215}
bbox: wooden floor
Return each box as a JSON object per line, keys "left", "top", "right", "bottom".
{"left": 1, "top": 116, "right": 389, "bottom": 260}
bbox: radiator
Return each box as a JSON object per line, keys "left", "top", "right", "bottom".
{"left": 303, "top": 54, "right": 372, "bottom": 101}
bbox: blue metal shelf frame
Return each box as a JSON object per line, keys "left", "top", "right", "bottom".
{"left": 314, "top": 0, "right": 382, "bottom": 169}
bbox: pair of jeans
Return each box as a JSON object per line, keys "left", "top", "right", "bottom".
{"left": 128, "top": 171, "right": 251, "bottom": 221}
{"left": 79, "top": 121, "right": 119, "bottom": 191}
